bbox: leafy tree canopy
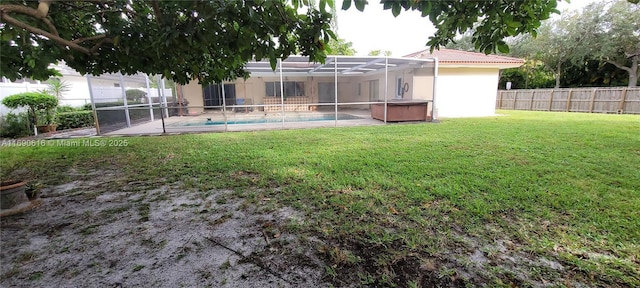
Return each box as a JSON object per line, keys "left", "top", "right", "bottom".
{"left": 326, "top": 37, "right": 357, "bottom": 55}
{"left": 2, "top": 91, "right": 58, "bottom": 126}
{"left": 367, "top": 50, "right": 392, "bottom": 56}
{"left": 5, "top": 0, "right": 637, "bottom": 85}
{"left": 1, "top": 0, "right": 334, "bottom": 85}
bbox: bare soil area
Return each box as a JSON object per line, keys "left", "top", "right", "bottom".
{"left": 1, "top": 170, "right": 327, "bottom": 287}
{"left": 1, "top": 169, "right": 573, "bottom": 287}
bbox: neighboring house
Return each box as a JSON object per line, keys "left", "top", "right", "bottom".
{"left": 181, "top": 48, "right": 523, "bottom": 118}
{"left": 404, "top": 48, "right": 524, "bottom": 117}
{"left": 0, "top": 63, "right": 172, "bottom": 115}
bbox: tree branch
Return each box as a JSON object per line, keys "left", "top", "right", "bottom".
{"left": 150, "top": 0, "right": 162, "bottom": 22}
{"left": 0, "top": 4, "right": 59, "bottom": 37}
{"left": 72, "top": 34, "right": 107, "bottom": 44}
{"left": 0, "top": 12, "right": 91, "bottom": 55}
{"left": 606, "top": 60, "right": 632, "bottom": 73}
{"left": 90, "top": 37, "right": 114, "bottom": 54}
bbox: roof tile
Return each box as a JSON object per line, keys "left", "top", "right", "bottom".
{"left": 404, "top": 48, "right": 524, "bottom": 64}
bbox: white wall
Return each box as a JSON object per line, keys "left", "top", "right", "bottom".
{"left": 0, "top": 82, "right": 48, "bottom": 115}
{"left": 0, "top": 76, "right": 172, "bottom": 116}
{"left": 435, "top": 67, "right": 500, "bottom": 118}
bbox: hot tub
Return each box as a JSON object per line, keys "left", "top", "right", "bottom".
{"left": 371, "top": 100, "right": 431, "bottom": 122}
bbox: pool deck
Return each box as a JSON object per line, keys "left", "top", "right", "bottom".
{"left": 104, "top": 110, "right": 384, "bottom": 136}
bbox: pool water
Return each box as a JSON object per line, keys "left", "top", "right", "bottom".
{"left": 182, "top": 113, "right": 363, "bottom": 126}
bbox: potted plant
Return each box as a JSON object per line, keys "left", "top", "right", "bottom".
{"left": 1, "top": 91, "right": 59, "bottom": 134}
{"left": 37, "top": 105, "right": 58, "bottom": 133}
{"left": 0, "top": 180, "right": 28, "bottom": 210}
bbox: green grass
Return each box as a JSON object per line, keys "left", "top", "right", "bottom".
{"left": 1, "top": 110, "right": 639, "bottom": 286}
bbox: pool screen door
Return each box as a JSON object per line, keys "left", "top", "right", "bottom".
{"left": 203, "top": 84, "right": 236, "bottom": 108}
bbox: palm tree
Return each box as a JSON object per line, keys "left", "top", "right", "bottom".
{"left": 46, "top": 78, "right": 71, "bottom": 99}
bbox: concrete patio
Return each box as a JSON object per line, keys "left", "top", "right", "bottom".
{"left": 104, "top": 109, "right": 384, "bottom": 136}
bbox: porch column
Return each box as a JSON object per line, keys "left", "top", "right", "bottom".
{"left": 155, "top": 75, "right": 166, "bottom": 133}
{"left": 86, "top": 74, "right": 101, "bottom": 135}
{"left": 384, "top": 57, "right": 388, "bottom": 123}
{"left": 220, "top": 82, "right": 227, "bottom": 132}
{"left": 144, "top": 75, "right": 154, "bottom": 121}
{"left": 431, "top": 57, "right": 439, "bottom": 121}
{"left": 159, "top": 77, "right": 169, "bottom": 117}
{"left": 119, "top": 75, "right": 131, "bottom": 128}
{"left": 279, "top": 58, "right": 285, "bottom": 128}
{"left": 334, "top": 56, "right": 338, "bottom": 127}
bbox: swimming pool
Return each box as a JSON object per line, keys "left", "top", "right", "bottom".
{"left": 181, "top": 113, "right": 363, "bottom": 126}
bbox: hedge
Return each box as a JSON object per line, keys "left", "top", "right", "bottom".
{"left": 56, "top": 111, "right": 95, "bottom": 130}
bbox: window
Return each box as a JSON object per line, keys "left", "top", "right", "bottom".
{"left": 396, "top": 76, "right": 403, "bottom": 99}
{"left": 369, "top": 80, "right": 379, "bottom": 101}
{"left": 265, "top": 82, "right": 305, "bottom": 97}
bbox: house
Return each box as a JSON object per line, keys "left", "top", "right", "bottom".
{"left": 404, "top": 48, "right": 524, "bottom": 117}
{"left": 180, "top": 48, "right": 523, "bottom": 120}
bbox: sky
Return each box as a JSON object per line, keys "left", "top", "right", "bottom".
{"left": 336, "top": 0, "right": 598, "bottom": 56}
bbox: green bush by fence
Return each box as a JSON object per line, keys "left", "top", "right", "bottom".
{"left": 56, "top": 111, "right": 95, "bottom": 130}
{"left": 0, "top": 112, "right": 32, "bottom": 138}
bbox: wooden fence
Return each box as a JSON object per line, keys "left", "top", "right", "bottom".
{"left": 496, "top": 87, "right": 640, "bottom": 114}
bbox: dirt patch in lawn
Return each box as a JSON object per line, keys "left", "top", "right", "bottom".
{"left": 0, "top": 171, "right": 327, "bottom": 287}
{"left": 1, "top": 169, "right": 592, "bottom": 287}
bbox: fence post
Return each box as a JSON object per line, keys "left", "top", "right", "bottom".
{"left": 548, "top": 90, "right": 555, "bottom": 111}
{"left": 498, "top": 91, "right": 503, "bottom": 109}
{"left": 529, "top": 90, "right": 535, "bottom": 110}
{"left": 119, "top": 75, "right": 131, "bottom": 128}
{"left": 588, "top": 88, "right": 597, "bottom": 113}
{"left": 617, "top": 87, "right": 628, "bottom": 114}
{"left": 566, "top": 89, "right": 573, "bottom": 112}
{"left": 513, "top": 91, "right": 518, "bottom": 110}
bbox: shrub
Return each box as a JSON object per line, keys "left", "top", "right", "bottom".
{"left": 56, "top": 111, "right": 95, "bottom": 130}
{"left": 56, "top": 105, "right": 79, "bottom": 113}
{"left": 0, "top": 112, "right": 32, "bottom": 138}
{"left": 1, "top": 92, "right": 58, "bottom": 126}
{"left": 126, "top": 89, "right": 147, "bottom": 102}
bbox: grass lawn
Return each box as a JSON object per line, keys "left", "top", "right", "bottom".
{"left": 1, "top": 110, "right": 639, "bottom": 286}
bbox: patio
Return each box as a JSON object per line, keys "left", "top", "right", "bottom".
{"left": 104, "top": 109, "right": 383, "bottom": 135}
{"left": 89, "top": 55, "right": 437, "bottom": 135}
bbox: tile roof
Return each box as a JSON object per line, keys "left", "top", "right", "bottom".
{"left": 404, "top": 48, "right": 524, "bottom": 65}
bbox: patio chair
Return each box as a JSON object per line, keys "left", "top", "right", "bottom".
{"left": 233, "top": 98, "right": 253, "bottom": 113}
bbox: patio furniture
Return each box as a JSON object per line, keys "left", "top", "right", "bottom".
{"left": 263, "top": 97, "right": 310, "bottom": 112}
{"left": 233, "top": 98, "right": 253, "bottom": 113}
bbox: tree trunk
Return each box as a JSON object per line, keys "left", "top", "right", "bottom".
{"left": 628, "top": 55, "right": 638, "bottom": 88}
{"left": 555, "top": 62, "right": 562, "bottom": 88}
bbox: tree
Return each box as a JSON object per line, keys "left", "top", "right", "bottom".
{"left": 367, "top": 50, "right": 392, "bottom": 56}
{"left": 581, "top": 1, "right": 640, "bottom": 87}
{"left": 44, "top": 78, "right": 71, "bottom": 99}
{"left": 2, "top": 92, "right": 58, "bottom": 127}
{"left": 505, "top": 9, "right": 593, "bottom": 88}
{"left": 508, "top": 0, "right": 640, "bottom": 88}
{"left": 445, "top": 30, "right": 478, "bottom": 52}
{"left": 499, "top": 60, "right": 555, "bottom": 89}
{"left": 531, "top": 13, "right": 586, "bottom": 88}
{"left": 326, "top": 37, "right": 356, "bottom": 56}
{"left": 6, "top": 1, "right": 635, "bottom": 85}
{"left": 0, "top": 1, "right": 334, "bottom": 85}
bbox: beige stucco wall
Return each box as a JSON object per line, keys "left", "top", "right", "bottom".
{"left": 435, "top": 67, "right": 500, "bottom": 118}
{"left": 182, "top": 79, "right": 204, "bottom": 114}
{"left": 180, "top": 66, "right": 441, "bottom": 112}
